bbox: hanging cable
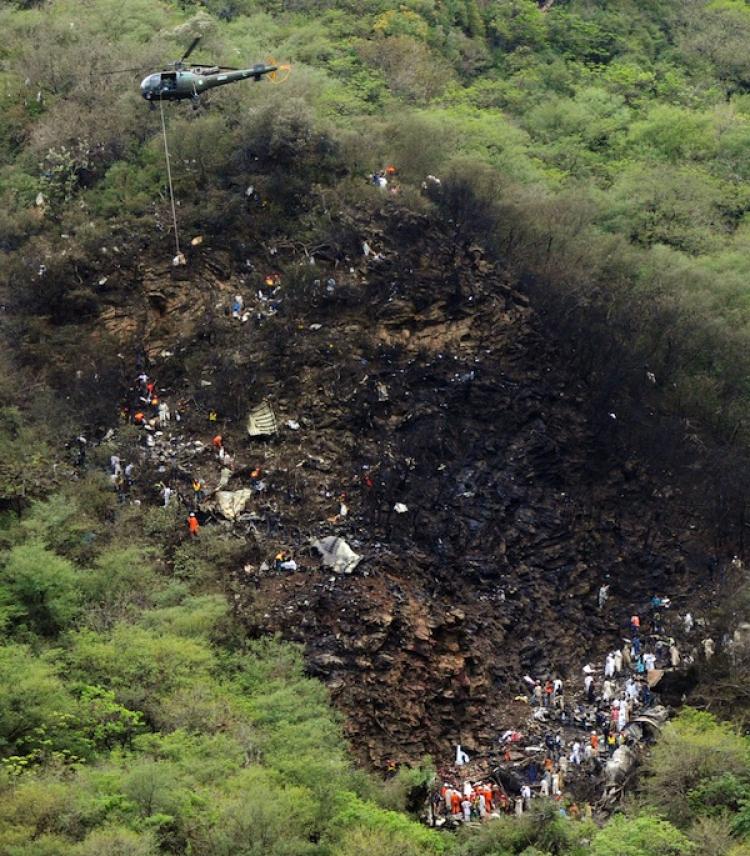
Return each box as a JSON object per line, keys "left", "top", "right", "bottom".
{"left": 159, "top": 96, "right": 181, "bottom": 259}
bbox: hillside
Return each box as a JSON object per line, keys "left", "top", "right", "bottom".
{"left": 1, "top": 2, "right": 750, "bottom": 855}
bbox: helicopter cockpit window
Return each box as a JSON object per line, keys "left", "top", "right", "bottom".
{"left": 160, "top": 72, "right": 177, "bottom": 91}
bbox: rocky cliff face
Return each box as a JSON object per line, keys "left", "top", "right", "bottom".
{"left": 84, "top": 202, "right": 711, "bottom": 768}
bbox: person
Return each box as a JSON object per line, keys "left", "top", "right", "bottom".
{"left": 617, "top": 701, "right": 628, "bottom": 732}
{"left": 684, "top": 612, "right": 694, "bottom": 633}
{"left": 532, "top": 681, "right": 543, "bottom": 706}
{"left": 134, "top": 411, "right": 145, "bottom": 426}
{"left": 124, "top": 462, "right": 135, "bottom": 486}
{"left": 208, "top": 409, "right": 218, "bottom": 423}
{"left": 192, "top": 478, "right": 203, "bottom": 504}
{"left": 477, "top": 790, "right": 487, "bottom": 821}
{"left": 544, "top": 678, "right": 554, "bottom": 707}
{"left": 605, "top": 653, "right": 615, "bottom": 678}
{"left": 461, "top": 796, "right": 471, "bottom": 823}
{"left": 670, "top": 641, "right": 681, "bottom": 668}
{"left": 630, "top": 614, "right": 641, "bottom": 637}
{"left": 231, "top": 294, "right": 244, "bottom": 319}
{"left": 212, "top": 434, "right": 223, "bottom": 450}
{"left": 614, "top": 649, "right": 623, "bottom": 673}
{"left": 584, "top": 674, "right": 594, "bottom": 702}
{"left": 607, "top": 733, "right": 616, "bottom": 755}
{"left": 110, "top": 454, "right": 122, "bottom": 475}
{"left": 551, "top": 773, "right": 560, "bottom": 796}
{"left": 158, "top": 400, "right": 170, "bottom": 428}
{"left": 450, "top": 789, "right": 462, "bottom": 818}
{"left": 643, "top": 651, "right": 656, "bottom": 671}
{"left": 162, "top": 484, "right": 172, "bottom": 507}
{"left": 623, "top": 641, "right": 632, "bottom": 669}
{"left": 187, "top": 512, "right": 199, "bottom": 537}
{"left": 702, "top": 637, "right": 715, "bottom": 660}
{"left": 540, "top": 776, "right": 550, "bottom": 797}
{"left": 598, "top": 584, "right": 609, "bottom": 609}
{"left": 590, "top": 731, "right": 599, "bottom": 752}
{"left": 570, "top": 740, "right": 582, "bottom": 765}
{"left": 521, "top": 784, "right": 532, "bottom": 809}
{"left": 528, "top": 761, "right": 538, "bottom": 785}
{"left": 632, "top": 635, "right": 642, "bottom": 657}
{"left": 602, "top": 678, "right": 614, "bottom": 702}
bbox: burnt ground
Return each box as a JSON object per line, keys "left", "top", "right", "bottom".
{"left": 51, "top": 201, "right": 715, "bottom": 769}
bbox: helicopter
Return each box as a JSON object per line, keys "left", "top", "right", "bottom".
{"left": 125, "top": 36, "right": 287, "bottom": 106}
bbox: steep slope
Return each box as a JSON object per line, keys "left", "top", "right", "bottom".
{"left": 34, "top": 199, "right": 713, "bottom": 769}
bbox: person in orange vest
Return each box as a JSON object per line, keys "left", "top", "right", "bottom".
{"left": 212, "top": 434, "right": 223, "bottom": 450}
{"left": 134, "top": 411, "right": 145, "bottom": 426}
{"left": 630, "top": 614, "right": 641, "bottom": 638}
{"left": 590, "top": 731, "right": 599, "bottom": 752}
{"left": 450, "top": 789, "right": 462, "bottom": 817}
{"left": 187, "top": 512, "right": 199, "bottom": 537}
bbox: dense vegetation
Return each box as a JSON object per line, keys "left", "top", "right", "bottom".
{"left": 2, "top": 0, "right": 750, "bottom": 853}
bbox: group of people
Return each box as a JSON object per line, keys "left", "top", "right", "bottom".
{"left": 428, "top": 590, "right": 713, "bottom": 826}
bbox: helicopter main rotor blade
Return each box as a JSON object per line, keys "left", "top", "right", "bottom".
{"left": 100, "top": 66, "right": 149, "bottom": 76}
{"left": 180, "top": 35, "right": 202, "bottom": 63}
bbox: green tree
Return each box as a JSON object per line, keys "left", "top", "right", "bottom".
{"left": 1, "top": 542, "right": 80, "bottom": 636}
{"left": 591, "top": 814, "right": 694, "bottom": 856}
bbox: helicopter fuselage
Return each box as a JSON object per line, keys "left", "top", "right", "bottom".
{"left": 140, "top": 65, "right": 276, "bottom": 102}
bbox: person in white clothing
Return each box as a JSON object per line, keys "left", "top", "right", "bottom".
{"left": 643, "top": 652, "right": 656, "bottom": 671}
{"left": 162, "top": 485, "right": 172, "bottom": 507}
{"left": 461, "top": 797, "right": 471, "bottom": 823}
{"left": 604, "top": 653, "right": 615, "bottom": 678}
{"left": 613, "top": 649, "right": 623, "bottom": 673}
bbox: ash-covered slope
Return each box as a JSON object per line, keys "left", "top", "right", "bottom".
{"left": 90, "top": 202, "right": 710, "bottom": 768}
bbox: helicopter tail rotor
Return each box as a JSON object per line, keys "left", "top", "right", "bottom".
{"left": 265, "top": 56, "right": 292, "bottom": 84}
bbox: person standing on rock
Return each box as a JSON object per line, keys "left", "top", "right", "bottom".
{"left": 613, "top": 649, "right": 623, "bottom": 674}
{"left": 521, "top": 784, "right": 532, "bottom": 810}
{"left": 584, "top": 674, "right": 595, "bottom": 703}
{"left": 551, "top": 772, "right": 561, "bottom": 796}
{"left": 623, "top": 641, "right": 633, "bottom": 670}
{"left": 450, "top": 789, "right": 462, "bottom": 819}
{"left": 702, "top": 638, "right": 715, "bottom": 660}
{"left": 670, "top": 641, "right": 681, "bottom": 668}
{"left": 570, "top": 740, "right": 582, "bottom": 765}
{"left": 630, "top": 614, "right": 641, "bottom": 638}
{"left": 553, "top": 677, "right": 564, "bottom": 708}
{"left": 461, "top": 795, "right": 471, "bottom": 823}
{"left": 598, "top": 584, "right": 610, "bottom": 609}
{"left": 602, "top": 678, "right": 614, "bottom": 702}
{"left": 532, "top": 681, "right": 543, "bottom": 706}
{"left": 187, "top": 512, "right": 199, "bottom": 538}
{"left": 540, "top": 776, "right": 550, "bottom": 797}
{"left": 605, "top": 653, "right": 615, "bottom": 678}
